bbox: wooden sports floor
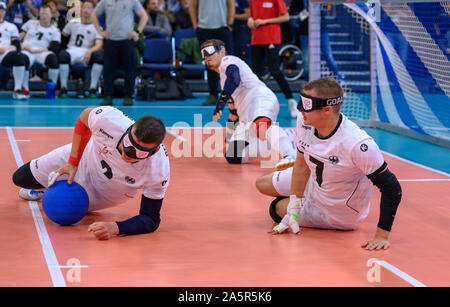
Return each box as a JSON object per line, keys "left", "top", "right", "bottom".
{"left": 0, "top": 94, "right": 449, "bottom": 287}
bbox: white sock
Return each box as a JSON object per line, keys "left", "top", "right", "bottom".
{"left": 12, "top": 66, "right": 25, "bottom": 91}
{"left": 22, "top": 70, "right": 29, "bottom": 91}
{"left": 59, "top": 64, "right": 69, "bottom": 88}
{"left": 266, "top": 125, "right": 297, "bottom": 158}
{"left": 48, "top": 69, "right": 59, "bottom": 84}
{"left": 90, "top": 63, "right": 103, "bottom": 89}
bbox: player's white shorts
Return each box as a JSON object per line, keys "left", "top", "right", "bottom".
{"left": 238, "top": 91, "right": 279, "bottom": 124}
{"left": 22, "top": 50, "right": 53, "bottom": 67}
{"left": 0, "top": 49, "right": 14, "bottom": 63}
{"left": 67, "top": 47, "right": 88, "bottom": 65}
{"left": 30, "top": 143, "right": 104, "bottom": 211}
{"left": 271, "top": 167, "right": 359, "bottom": 230}
{"left": 230, "top": 94, "right": 279, "bottom": 143}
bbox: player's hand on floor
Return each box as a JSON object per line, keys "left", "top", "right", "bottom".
{"left": 272, "top": 195, "right": 302, "bottom": 235}
{"left": 48, "top": 163, "right": 78, "bottom": 186}
{"left": 88, "top": 222, "right": 119, "bottom": 240}
{"left": 362, "top": 237, "right": 390, "bottom": 250}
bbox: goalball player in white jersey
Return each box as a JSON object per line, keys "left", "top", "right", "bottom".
{"left": 256, "top": 78, "right": 402, "bottom": 250}
{"left": 58, "top": 0, "right": 104, "bottom": 98}
{"left": 12, "top": 106, "right": 170, "bottom": 240}
{"left": 12, "top": 4, "right": 61, "bottom": 99}
{"left": 0, "top": 2, "right": 22, "bottom": 77}
{"left": 201, "top": 39, "right": 297, "bottom": 170}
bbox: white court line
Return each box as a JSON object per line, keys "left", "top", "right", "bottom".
{"left": 52, "top": 265, "right": 89, "bottom": 269}
{"left": 6, "top": 127, "right": 66, "bottom": 287}
{"left": 376, "top": 261, "right": 427, "bottom": 287}
{"left": 166, "top": 128, "right": 186, "bottom": 142}
{"left": 0, "top": 104, "right": 288, "bottom": 109}
{"left": 382, "top": 150, "right": 450, "bottom": 177}
{"left": 399, "top": 179, "right": 450, "bottom": 182}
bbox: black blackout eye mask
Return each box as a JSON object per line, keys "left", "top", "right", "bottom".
{"left": 122, "top": 126, "right": 160, "bottom": 159}
{"left": 297, "top": 91, "right": 344, "bottom": 112}
{"left": 201, "top": 45, "right": 224, "bottom": 57}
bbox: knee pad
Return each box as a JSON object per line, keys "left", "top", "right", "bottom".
{"left": 45, "top": 53, "right": 59, "bottom": 69}
{"left": 57, "top": 50, "right": 71, "bottom": 65}
{"left": 253, "top": 117, "right": 272, "bottom": 139}
{"left": 224, "top": 140, "right": 249, "bottom": 164}
{"left": 12, "top": 161, "right": 45, "bottom": 189}
{"left": 269, "top": 197, "right": 287, "bottom": 223}
{"left": 14, "top": 53, "right": 30, "bottom": 68}
{"left": 90, "top": 50, "right": 104, "bottom": 65}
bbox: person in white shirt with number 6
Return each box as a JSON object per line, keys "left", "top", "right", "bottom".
{"left": 256, "top": 77, "right": 402, "bottom": 250}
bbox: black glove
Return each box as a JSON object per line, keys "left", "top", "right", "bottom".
{"left": 213, "top": 91, "right": 231, "bottom": 117}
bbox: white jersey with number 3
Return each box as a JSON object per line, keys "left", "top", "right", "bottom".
{"left": 296, "top": 113, "right": 385, "bottom": 227}
{"left": 0, "top": 21, "right": 19, "bottom": 47}
{"left": 74, "top": 107, "right": 170, "bottom": 210}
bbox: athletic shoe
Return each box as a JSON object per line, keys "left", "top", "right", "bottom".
{"left": 202, "top": 94, "right": 218, "bottom": 106}
{"left": 288, "top": 98, "right": 299, "bottom": 118}
{"left": 275, "top": 155, "right": 296, "bottom": 170}
{"left": 21, "top": 87, "right": 30, "bottom": 96}
{"left": 59, "top": 87, "right": 68, "bottom": 98}
{"left": 19, "top": 188, "right": 44, "bottom": 201}
{"left": 13, "top": 90, "right": 28, "bottom": 100}
{"left": 101, "top": 96, "right": 112, "bottom": 106}
{"left": 123, "top": 96, "right": 133, "bottom": 106}
{"left": 87, "top": 88, "right": 97, "bottom": 99}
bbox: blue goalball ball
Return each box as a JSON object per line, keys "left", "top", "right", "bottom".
{"left": 42, "top": 180, "right": 89, "bottom": 226}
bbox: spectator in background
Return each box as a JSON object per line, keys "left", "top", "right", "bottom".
{"left": 5, "top": 0, "right": 40, "bottom": 28}
{"left": 232, "top": 0, "right": 250, "bottom": 66}
{"left": 174, "top": 0, "right": 191, "bottom": 30}
{"left": 92, "top": 0, "right": 148, "bottom": 106}
{"left": 158, "top": 0, "right": 175, "bottom": 28}
{"left": 165, "top": 0, "right": 180, "bottom": 13}
{"left": 44, "top": 0, "right": 66, "bottom": 30}
{"left": 190, "top": 0, "right": 235, "bottom": 106}
{"left": 248, "top": 0, "right": 298, "bottom": 118}
{"left": 143, "top": 0, "right": 172, "bottom": 38}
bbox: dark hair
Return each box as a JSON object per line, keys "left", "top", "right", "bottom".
{"left": 134, "top": 115, "right": 166, "bottom": 145}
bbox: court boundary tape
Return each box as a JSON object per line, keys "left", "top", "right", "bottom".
{"left": 382, "top": 150, "right": 450, "bottom": 177}
{"left": 6, "top": 127, "right": 66, "bottom": 287}
{"left": 376, "top": 261, "right": 427, "bottom": 287}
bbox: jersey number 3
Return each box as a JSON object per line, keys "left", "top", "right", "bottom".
{"left": 101, "top": 160, "right": 113, "bottom": 179}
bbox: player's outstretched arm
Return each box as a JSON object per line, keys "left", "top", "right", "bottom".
{"left": 49, "top": 108, "right": 94, "bottom": 186}
{"left": 362, "top": 167, "right": 402, "bottom": 250}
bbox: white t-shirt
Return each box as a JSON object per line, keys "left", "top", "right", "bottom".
{"left": 22, "top": 20, "right": 61, "bottom": 49}
{"left": 219, "top": 55, "right": 277, "bottom": 121}
{"left": 296, "top": 113, "right": 385, "bottom": 226}
{"left": 75, "top": 107, "right": 170, "bottom": 209}
{"left": 0, "top": 21, "right": 19, "bottom": 48}
{"left": 63, "top": 21, "right": 102, "bottom": 51}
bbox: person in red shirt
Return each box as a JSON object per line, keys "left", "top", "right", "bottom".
{"left": 248, "top": 0, "right": 298, "bottom": 118}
